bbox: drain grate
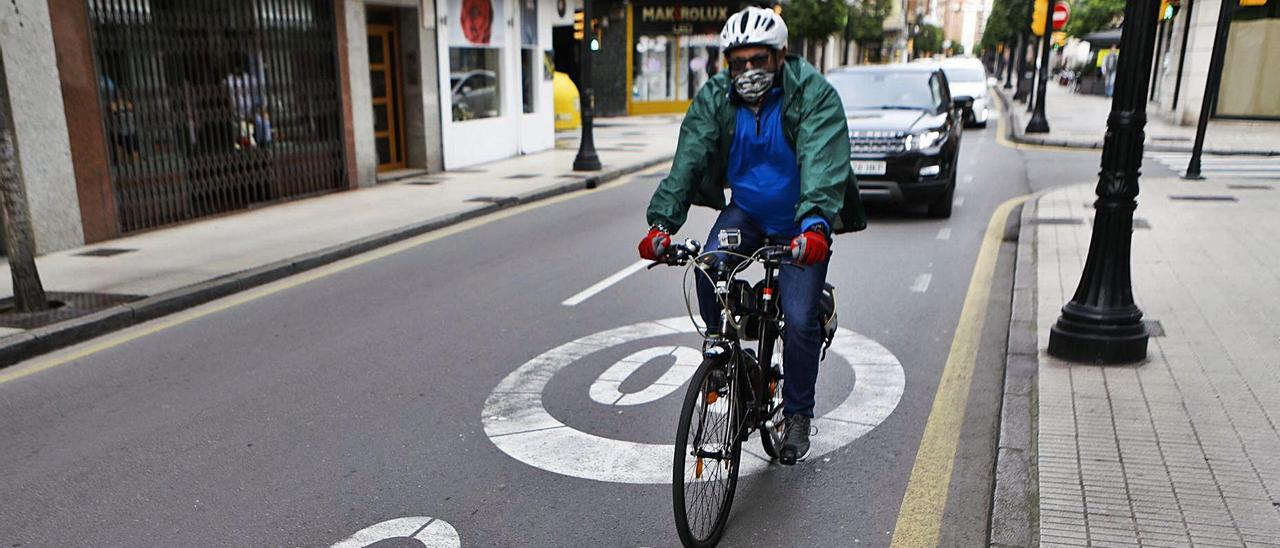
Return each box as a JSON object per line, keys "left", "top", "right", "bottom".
{"left": 467, "top": 196, "right": 518, "bottom": 206}
{"left": 1169, "top": 195, "right": 1237, "bottom": 202}
{"left": 75, "top": 248, "right": 137, "bottom": 257}
{"left": 504, "top": 174, "right": 539, "bottom": 179}
{"left": 0, "top": 291, "right": 145, "bottom": 329}
{"left": 405, "top": 179, "right": 442, "bottom": 186}
{"left": 1144, "top": 320, "right": 1165, "bottom": 337}
{"left": 1227, "top": 184, "right": 1273, "bottom": 190}
{"left": 1029, "top": 217, "right": 1083, "bottom": 225}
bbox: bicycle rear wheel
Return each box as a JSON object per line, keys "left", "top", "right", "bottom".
{"left": 672, "top": 358, "right": 743, "bottom": 547}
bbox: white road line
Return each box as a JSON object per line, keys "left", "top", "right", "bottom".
{"left": 910, "top": 273, "right": 932, "bottom": 293}
{"left": 962, "top": 175, "right": 974, "bottom": 183}
{"left": 953, "top": 196, "right": 966, "bottom": 207}
{"left": 936, "top": 228, "right": 952, "bottom": 240}
{"left": 561, "top": 260, "right": 650, "bottom": 306}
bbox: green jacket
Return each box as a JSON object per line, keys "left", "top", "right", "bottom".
{"left": 645, "top": 55, "right": 867, "bottom": 235}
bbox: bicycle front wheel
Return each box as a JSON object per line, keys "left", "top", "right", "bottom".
{"left": 672, "top": 359, "right": 743, "bottom": 547}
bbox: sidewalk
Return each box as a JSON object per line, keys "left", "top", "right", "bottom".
{"left": 995, "top": 82, "right": 1280, "bottom": 156}
{"left": 996, "top": 176, "right": 1280, "bottom": 547}
{"left": 0, "top": 115, "right": 681, "bottom": 365}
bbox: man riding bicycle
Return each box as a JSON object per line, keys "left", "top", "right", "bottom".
{"left": 638, "top": 7, "right": 866, "bottom": 466}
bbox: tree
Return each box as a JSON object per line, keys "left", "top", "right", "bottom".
{"left": 1063, "top": 0, "right": 1126, "bottom": 38}
{"left": 844, "top": 0, "right": 892, "bottom": 64}
{"left": 913, "top": 23, "right": 944, "bottom": 57}
{"left": 0, "top": 46, "right": 49, "bottom": 313}
{"left": 787, "top": 0, "right": 849, "bottom": 69}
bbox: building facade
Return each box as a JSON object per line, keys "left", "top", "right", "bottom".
{"left": 0, "top": 0, "right": 561, "bottom": 254}
{"left": 1153, "top": 0, "right": 1279, "bottom": 125}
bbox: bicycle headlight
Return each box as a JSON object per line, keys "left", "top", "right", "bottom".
{"left": 904, "top": 129, "right": 943, "bottom": 151}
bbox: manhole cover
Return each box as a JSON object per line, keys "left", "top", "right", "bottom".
{"left": 1169, "top": 195, "right": 1237, "bottom": 202}
{"left": 1029, "top": 217, "right": 1083, "bottom": 225}
{"left": 75, "top": 248, "right": 136, "bottom": 257}
{"left": 466, "top": 196, "right": 518, "bottom": 206}
{"left": 0, "top": 292, "right": 145, "bottom": 330}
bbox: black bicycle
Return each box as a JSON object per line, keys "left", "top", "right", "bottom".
{"left": 651, "top": 237, "right": 835, "bottom": 547}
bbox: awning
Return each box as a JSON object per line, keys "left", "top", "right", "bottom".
{"left": 1083, "top": 28, "right": 1123, "bottom": 47}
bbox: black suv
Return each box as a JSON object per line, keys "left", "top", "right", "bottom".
{"left": 826, "top": 64, "right": 971, "bottom": 218}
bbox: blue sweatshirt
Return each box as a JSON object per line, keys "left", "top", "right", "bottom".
{"left": 727, "top": 87, "right": 826, "bottom": 238}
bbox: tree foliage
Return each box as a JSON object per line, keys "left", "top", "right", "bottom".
{"left": 913, "top": 23, "right": 944, "bottom": 56}
{"left": 978, "top": 0, "right": 1030, "bottom": 54}
{"left": 787, "top": 0, "right": 850, "bottom": 44}
{"left": 1063, "top": 0, "right": 1126, "bottom": 38}
{"left": 845, "top": 0, "right": 892, "bottom": 44}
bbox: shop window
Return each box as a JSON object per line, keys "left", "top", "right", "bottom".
{"left": 1217, "top": 0, "right": 1280, "bottom": 119}
{"left": 449, "top": 48, "right": 501, "bottom": 121}
{"left": 632, "top": 34, "right": 719, "bottom": 104}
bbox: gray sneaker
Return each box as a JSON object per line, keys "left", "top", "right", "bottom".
{"left": 779, "top": 414, "right": 811, "bottom": 465}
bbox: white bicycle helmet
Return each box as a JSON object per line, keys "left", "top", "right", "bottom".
{"left": 719, "top": 7, "right": 788, "bottom": 52}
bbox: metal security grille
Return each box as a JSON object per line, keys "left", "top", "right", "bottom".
{"left": 88, "top": 0, "right": 347, "bottom": 233}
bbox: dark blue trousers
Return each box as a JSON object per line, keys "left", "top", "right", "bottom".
{"left": 696, "top": 204, "right": 830, "bottom": 418}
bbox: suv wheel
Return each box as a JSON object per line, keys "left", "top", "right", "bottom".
{"left": 928, "top": 181, "right": 955, "bottom": 218}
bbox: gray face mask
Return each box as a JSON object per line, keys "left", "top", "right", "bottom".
{"left": 733, "top": 68, "right": 775, "bottom": 104}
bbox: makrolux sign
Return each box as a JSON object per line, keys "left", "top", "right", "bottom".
{"left": 634, "top": 1, "right": 731, "bottom": 35}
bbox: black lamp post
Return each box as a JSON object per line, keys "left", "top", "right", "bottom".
{"left": 573, "top": 0, "right": 602, "bottom": 173}
{"left": 1046, "top": 0, "right": 1163, "bottom": 364}
{"left": 1025, "top": 0, "right": 1054, "bottom": 133}
{"left": 1184, "top": 0, "right": 1236, "bottom": 180}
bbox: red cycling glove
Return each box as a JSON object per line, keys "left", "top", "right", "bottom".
{"left": 638, "top": 226, "right": 671, "bottom": 260}
{"left": 790, "top": 228, "right": 830, "bottom": 266}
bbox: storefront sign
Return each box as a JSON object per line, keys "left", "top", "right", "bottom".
{"left": 449, "top": 0, "right": 505, "bottom": 47}
{"left": 634, "top": 2, "right": 731, "bottom": 35}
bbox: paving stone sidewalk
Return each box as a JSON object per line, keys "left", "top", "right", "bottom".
{"left": 1030, "top": 177, "right": 1280, "bottom": 546}
{"left": 996, "top": 83, "right": 1280, "bottom": 155}
{"left": 0, "top": 115, "right": 680, "bottom": 362}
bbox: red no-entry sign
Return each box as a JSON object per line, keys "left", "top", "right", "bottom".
{"left": 1053, "top": 2, "right": 1071, "bottom": 31}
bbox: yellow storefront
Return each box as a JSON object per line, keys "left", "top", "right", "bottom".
{"left": 626, "top": 1, "right": 734, "bottom": 115}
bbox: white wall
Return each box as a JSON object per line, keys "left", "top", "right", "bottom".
{"left": 436, "top": 0, "right": 556, "bottom": 169}
{"left": 345, "top": 1, "right": 378, "bottom": 187}
{"left": 0, "top": 1, "right": 83, "bottom": 253}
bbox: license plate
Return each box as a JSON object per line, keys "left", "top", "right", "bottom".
{"left": 852, "top": 161, "right": 887, "bottom": 176}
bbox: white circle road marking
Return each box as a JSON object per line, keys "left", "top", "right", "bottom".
{"left": 330, "top": 516, "right": 460, "bottom": 548}
{"left": 588, "top": 345, "right": 702, "bottom": 406}
{"left": 482, "top": 317, "right": 905, "bottom": 484}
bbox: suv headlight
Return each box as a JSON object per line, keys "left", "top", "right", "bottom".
{"left": 904, "top": 130, "right": 943, "bottom": 151}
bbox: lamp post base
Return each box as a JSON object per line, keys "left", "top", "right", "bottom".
{"left": 1026, "top": 115, "right": 1050, "bottom": 133}
{"left": 1048, "top": 310, "right": 1149, "bottom": 364}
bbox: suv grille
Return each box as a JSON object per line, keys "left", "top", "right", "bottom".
{"left": 849, "top": 131, "right": 907, "bottom": 154}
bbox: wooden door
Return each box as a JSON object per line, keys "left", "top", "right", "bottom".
{"left": 367, "top": 10, "right": 405, "bottom": 171}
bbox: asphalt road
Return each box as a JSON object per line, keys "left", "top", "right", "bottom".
{"left": 0, "top": 107, "right": 1111, "bottom": 546}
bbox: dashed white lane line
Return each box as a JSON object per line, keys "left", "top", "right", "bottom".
{"left": 936, "top": 228, "right": 952, "bottom": 240}
{"left": 953, "top": 196, "right": 966, "bottom": 208}
{"left": 561, "top": 260, "right": 650, "bottom": 306}
{"left": 910, "top": 274, "right": 933, "bottom": 293}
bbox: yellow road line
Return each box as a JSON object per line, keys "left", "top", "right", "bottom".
{"left": 890, "top": 194, "right": 1031, "bottom": 547}
{"left": 0, "top": 166, "right": 668, "bottom": 386}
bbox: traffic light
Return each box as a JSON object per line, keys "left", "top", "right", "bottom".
{"left": 573, "top": 11, "right": 584, "bottom": 40}
{"left": 1031, "top": 0, "right": 1048, "bottom": 36}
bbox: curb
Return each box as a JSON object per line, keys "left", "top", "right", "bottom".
{"left": 989, "top": 195, "right": 1041, "bottom": 548}
{"left": 0, "top": 156, "right": 673, "bottom": 368}
{"left": 992, "top": 88, "right": 1279, "bottom": 157}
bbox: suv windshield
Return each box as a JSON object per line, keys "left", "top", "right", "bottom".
{"left": 828, "top": 71, "right": 937, "bottom": 111}
{"left": 942, "top": 66, "right": 985, "bottom": 83}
